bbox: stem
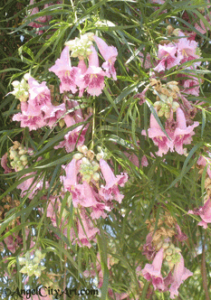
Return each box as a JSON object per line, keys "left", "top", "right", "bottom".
{"left": 201, "top": 236, "right": 210, "bottom": 300}
{"left": 63, "top": 254, "right": 67, "bottom": 300}
{"left": 91, "top": 99, "right": 96, "bottom": 149}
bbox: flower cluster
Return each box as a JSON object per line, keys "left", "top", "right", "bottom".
{"left": 139, "top": 212, "right": 192, "bottom": 299}
{"left": 49, "top": 33, "right": 118, "bottom": 97}
{"left": 19, "top": 250, "right": 46, "bottom": 277}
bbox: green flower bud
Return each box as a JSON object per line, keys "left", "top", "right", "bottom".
{"left": 20, "top": 155, "right": 28, "bottom": 161}
{"left": 165, "top": 248, "right": 173, "bottom": 256}
{"left": 166, "top": 255, "right": 172, "bottom": 262}
{"left": 93, "top": 172, "right": 100, "bottom": 181}
{"left": 73, "top": 153, "right": 84, "bottom": 160}
{"left": 19, "top": 149, "right": 26, "bottom": 155}
{"left": 172, "top": 102, "right": 180, "bottom": 112}
{"left": 162, "top": 242, "right": 170, "bottom": 249}
{"left": 157, "top": 110, "right": 164, "bottom": 117}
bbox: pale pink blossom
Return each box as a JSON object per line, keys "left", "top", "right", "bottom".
{"left": 49, "top": 46, "right": 78, "bottom": 94}
{"left": 99, "top": 159, "right": 128, "bottom": 203}
{"left": 167, "top": 254, "right": 192, "bottom": 299}
{"left": 197, "top": 155, "right": 211, "bottom": 178}
{"left": 141, "top": 248, "right": 165, "bottom": 291}
{"left": 188, "top": 198, "right": 211, "bottom": 229}
{"left": 154, "top": 44, "right": 181, "bottom": 72}
{"left": 77, "top": 46, "right": 106, "bottom": 96}
{"left": 44, "top": 103, "right": 66, "bottom": 128}
{"left": 76, "top": 209, "right": 99, "bottom": 248}
{"left": 175, "top": 224, "right": 187, "bottom": 242}
{"left": 176, "top": 38, "right": 199, "bottom": 64}
{"left": 142, "top": 113, "right": 174, "bottom": 157}
{"left": 1, "top": 153, "right": 12, "bottom": 174}
{"left": 142, "top": 232, "right": 156, "bottom": 260}
{"left": 141, "top": 155, "right": 149, "bottom": 167}
{"left": 173, "top": 108, "right": 199, "bottom": 155}
{"left": 94, "top": 36, "right": 118, "bottom": 80}
{"left": 12, "top": 112, "right": 47, "bottom": 131}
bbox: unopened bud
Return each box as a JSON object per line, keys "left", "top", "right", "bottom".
{"left": 166, "top": 25, "right": 174, "bottom": 35}
{"left": 93, "top": 172, "right": 100, "bottom": 181}
{"left": 96, "top": 153, "right": 104, "bottom": 161}
{"left": 166, "top": 255, "right": 172, "bottom": 262}
{"left": 165, "top": 248, "right": 173, "bottom": 256}
{"left": 162, "top": 242, "right": 170, "bottom": 249}
{"left": 73, "top": 153, "right": 84, "bottom": 160}
{"left": 87, "top": 150, "right": 95, "bottom": 160}
{"left": 59, "top": 119, "right": 65, "bottom": 128}
{"left": 81, "top": 145, "right": 88, "bottom": 155}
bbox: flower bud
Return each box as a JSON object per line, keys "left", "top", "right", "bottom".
{"left": 157, "top": 110, "right": 164, "bottom": 117}
{"left": 172, "top": 102, "right": 180, "bottom": 112}
{"left": 81, "top": 157, "right": 90, "bottom": 165}
{"left": 162, "top": 242, "right": 170, "bottom": 249}
{"left": 20, "top": 155, "right": 28, "bottom": 161}
{"left": 87, "top": 150, "right": 95, "bottom": 160}
{"left": 166, "top": 255, "right": 172, "bottom": 262}
{"left": 73, "top": 153, "right": 84, "bottom": 160}
{"left": 93, "top": 172, "right": 100, "bottom": 181}
{"left": 19, "top": 149, "right": 26, "bottom": 155}
{"left": 165, "top": 248, "right": 173, "bottom": 256}
{"left": 81, "top": 145, "right": 88, "bottom": 155}
{"left": 96, "top": 153, "right": 104, "bottom": 161}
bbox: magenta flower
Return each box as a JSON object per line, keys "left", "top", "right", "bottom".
{"left": 141, "top": 248, "right": 165, "bottom": 291}
{"left": 49, "top": 46, "right": 78, "bottom": 94}
{"left": 188, "top": 198, "right": 211, "bottom": 229}
{"left": 183, "top": 76, "right": 200, "bottom": 96}
{"left": 175, "top": 224, "right": 187, "bottom": 242}
{"left": 154, "top": 44, "right": 181, "bottom": 72}
{"left": 94, "top": 36, "right": 118, "bottom": 80}
{"left": 99, "top": 159, "right": 128, "bottom": 203}
{"left": 77, "top": 46, "right": 106, "bottom": 96}
{"left": 173, "top": 108, "right": 199, "bottom": 155}
{"left": 168, "top": 254, "right": 192, "bottom": 299}
{"left": 142, "top": 113, "right": 174, "bottom": 157}
{"left": 141, "top": 155, "right": 149, "bottom": 167}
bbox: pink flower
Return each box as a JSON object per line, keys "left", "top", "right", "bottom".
{"left": 142, "top": 233, "right": 156, "bottom": 260}
{"left": 141, "top": 248, "right": 165, "bottom": 291}
{"left": 12, "top": 112, "right": 47, "bottom": 131}
{"left": 141, "top": 155, "right": 149, "bottom": 167}
{"left": 54, "top": 114, "right": 87, "bottom": 153}
{"left": 17, "top": 172, "right": 49, "bottom": 199}
{"left": 175, "top": 224, "right": 187, "bottom": 242}
{"left": 27, "top": 77, "right": 52, "bottom": 115}
{"left": 4, "top": 234, "right": 22, "bottom": 253}
{"left": 183, "top": 76, "right": 200, "bottom": 96}
{"left": 76, "top": 209, "right": 99, "bottom": 248}
{"left": 197, "top": 155, "right": 211, "bottom": 178}
{"left": 94, "top": 36, "right": 118, "bottom": 80}
{"left": 44, "top": 103, "right": 66, "bottom": 128}
{"left": 1, "top": 153, "right": 12, "bottom": 174}
{"left": 99, "top": 159, "right": 128, "bottom": 203}
{"left": 49, "top": 46, "right": 78, "bottom": 94}
{"left": 173, "top": 108, "right": 199, "bottom": 155}
{"left": 142, "top": 113, "right": 174, "bottom": 157}
{"left": 168, "top": 254, "right": 192, "bottom": 299}
{"left": 188, "top": 198, "right": 211, "bottom": 229}
{"left": 177, "top": 38, "right": 199, "bottom": 64}
{"left": 139, "top": 52, "right": 152, "bottom": 69}
{"left": 77, "top": 46, "right": 106, "bottom": 96}
{"left": 154, "top": 44, "right": 181, "bottom": 72}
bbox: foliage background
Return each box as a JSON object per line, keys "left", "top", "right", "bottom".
{"left": 0, "top": 0, "right": 211, "bottom": 299}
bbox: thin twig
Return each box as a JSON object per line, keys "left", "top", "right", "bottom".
{"left": 201, "top": 236, "right": 210, "bottom": 300}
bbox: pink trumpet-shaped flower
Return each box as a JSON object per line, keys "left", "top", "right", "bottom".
{"left": 27, "top": 77, "right": 52, "bottom": 115}
{"left": 173, "top": 108, "right": 199, "bottom": 155}
{"left": 141, "top": 247, "right": 165, "bottom": 291}
{"left": 188, "top": 198, "right": 211, "bottom": 229}
{"left": 44, "top": 103, "right": 66, "bottom": 128}
{"left": 154, "top": 44, "right": 181, "bottom": 72}
{"left": 76, "top": 209, "right": 99, "bottom": 248}
{"left": 49, "top": 46, "right": 78, "bottom": 94}
{"left": 168, "top": 254, "right": 192, "bottom": 299}
{"left": 78, "top": 46, "right": 106, "bottom": 96}
{"left": 142, "top": 113, "right": 174, "bottom": 157}
{"left": 94, "top": 35, "right": 118, "bottom": 80}
{"left": 99, "top": 159, "right": 128, "bottom": 203}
